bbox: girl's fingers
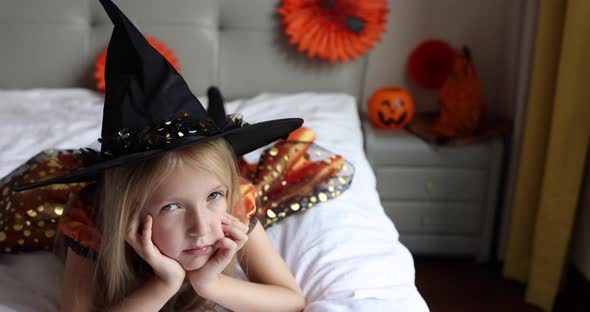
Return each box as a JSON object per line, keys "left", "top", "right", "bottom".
{"left": 142, "top": 214, "right": 153, "bottom": 247}
{"left": 142, "top": 215, "right": 162, "bottom": 263}
{"left": 216, "top": 236, "right": 238, "bottom": 252}
{"left": 198, "top": 237, "right": 238, "bottom": 274}
{"left": 222, "top": 213, "right": 249, "bottom": 233}
{"left": 126, "top": 215, "right": 140, "bottom": 248}
{"left": 126, "top": 214, "right": 156, "bottom": 260}
{"left": 126, "top": 216, "right": 138, "bottom": 239}
{"left": 223, "top": 223, "right": 248, "bottom": 240}
{"left": 235, "top": 219, "right": 250, "bottom": 233}
{"left": 224, "top": 212, "right": 244, "bottom": 224}
{"left": 222, "top": 224, "right": 248, "bottom": 248}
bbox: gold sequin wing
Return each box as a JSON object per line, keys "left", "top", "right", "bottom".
{"left": 255, "top": 142, "right": 354, "bottom": 228}
{"left": 0, "top": 149, "right": 85, "bottom": 253}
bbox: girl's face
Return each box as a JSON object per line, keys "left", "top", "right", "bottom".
{"left": 142, "top": 164, "right": 227, "bottom": 271}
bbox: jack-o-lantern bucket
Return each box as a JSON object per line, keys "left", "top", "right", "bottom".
{"left": 368, "top": 87, "right": 415, "bottom": 129}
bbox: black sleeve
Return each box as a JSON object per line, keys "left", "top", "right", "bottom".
{"left": 63, "top": 235, "right": 97, "bottom": 260}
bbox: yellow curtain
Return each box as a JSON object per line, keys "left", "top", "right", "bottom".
{"left": 503, "top": 0, "right": 590, "bottom": 311}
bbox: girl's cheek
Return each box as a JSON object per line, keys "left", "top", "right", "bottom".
{"left": 213, "top": 199, "right": 227, "bottom": 213}
{"left": 151, "top": 220, "right": 183, "bottom": 255}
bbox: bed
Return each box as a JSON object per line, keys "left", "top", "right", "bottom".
{"left": 0, "top": 1, "right": 429, "bottom": 311}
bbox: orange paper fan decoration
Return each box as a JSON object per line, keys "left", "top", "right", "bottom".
{"left": 94, "top": 36, "right": 181, "bottom": 92}
{"left": 278, "top": 0, "right": 389, "bottom": 64}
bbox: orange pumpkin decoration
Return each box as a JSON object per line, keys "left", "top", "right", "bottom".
{"left": 433, "top": 47, "right": 486, "bottom": 138}
{"left": 368, "top": 87, "right": 415, "bottom": 129}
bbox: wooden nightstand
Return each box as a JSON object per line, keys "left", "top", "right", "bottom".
{"left": 363, "top": 120, "right": 504, "bottom": 262}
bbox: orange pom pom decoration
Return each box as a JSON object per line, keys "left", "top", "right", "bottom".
{"left": 278, "top": 0, "right": 389, "bottom": 64}
{"left": 408, "top": 39, "right": 455, "bottom": 89}
{"left": 368, "top": 87, "right": 415, "bottom": 129}
{"left": 94, "top": 36, "right": 181, "bottom": 92}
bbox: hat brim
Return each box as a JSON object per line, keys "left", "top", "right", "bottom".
{"left": 13, "top": 118, "right": 303, "bottom": 192}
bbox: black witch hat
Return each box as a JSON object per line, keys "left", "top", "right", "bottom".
{"left": 14, "top": 0, "right": 302, "bottom": 192}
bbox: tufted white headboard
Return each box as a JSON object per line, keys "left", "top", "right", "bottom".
{"left": 0, "top": 0, "right": 367, "bottom": 100}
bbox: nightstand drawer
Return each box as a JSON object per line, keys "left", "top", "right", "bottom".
{"left": 375, "top": 167, "right": 487, "bottom": 200}
{"left": 382, "top": 201, "right": 483, "bottom": 234}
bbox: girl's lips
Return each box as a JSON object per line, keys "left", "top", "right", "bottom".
{"left": 184, "top": 245, "right": 212, "bottom": 256}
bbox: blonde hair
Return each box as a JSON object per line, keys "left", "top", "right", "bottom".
{"left": 92, "top": 138, "right": 242, "bottom": 310}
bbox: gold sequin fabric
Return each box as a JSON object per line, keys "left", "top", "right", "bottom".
{"left": 238, "top": 128, "right": 354, "bottom": 228}
{"left": 0, "top": 149, "right": 86, "bottom": 253}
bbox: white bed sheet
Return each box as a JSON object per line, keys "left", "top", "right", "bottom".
{"left": 0, "top": 89, "right": 428, "bottom": 311}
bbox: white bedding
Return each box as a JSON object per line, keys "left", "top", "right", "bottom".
{"left": 0, "top": 89, "right": 428, "bottom": 311}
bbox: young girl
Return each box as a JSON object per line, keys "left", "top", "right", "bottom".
{"left": 60, "top": 137, "right": 305, "bottom": 311}
{"left": 10, "top": 0, "right": 307, "bottom": 310}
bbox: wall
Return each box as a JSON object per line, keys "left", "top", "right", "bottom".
{"left": 363, "top": 0, "right": 522, "bottom": 119}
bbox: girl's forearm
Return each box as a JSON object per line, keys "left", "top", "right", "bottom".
{"left": 109, "top": 276, "right": 178, "bottom": 311}
{"left": 196, "top": 274, "right": 305, "bottom": 312}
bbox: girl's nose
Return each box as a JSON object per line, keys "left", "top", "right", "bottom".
{"left": 187, "top": 206, "right": 211, "bottom": 237}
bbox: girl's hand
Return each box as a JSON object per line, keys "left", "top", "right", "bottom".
{"left": 188, "top": 212, "right": 249, "bottom": 296}
{"left": 126, "top": 214, "right": 186, "bottom": 291}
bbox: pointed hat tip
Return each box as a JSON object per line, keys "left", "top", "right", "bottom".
{"left": 98, "top": 0, "right": 120, "bottom": 24}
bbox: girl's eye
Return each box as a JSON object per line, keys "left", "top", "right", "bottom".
{"left": 208, "top": 191, "right": 224, "bottom": 200}
{"left": 162, "top": 203, "right": 180, "bottom": 211}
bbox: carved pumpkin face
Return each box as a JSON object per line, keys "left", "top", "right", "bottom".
{"left": 368, "top": 87, "right": 415, "bottom": 129}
